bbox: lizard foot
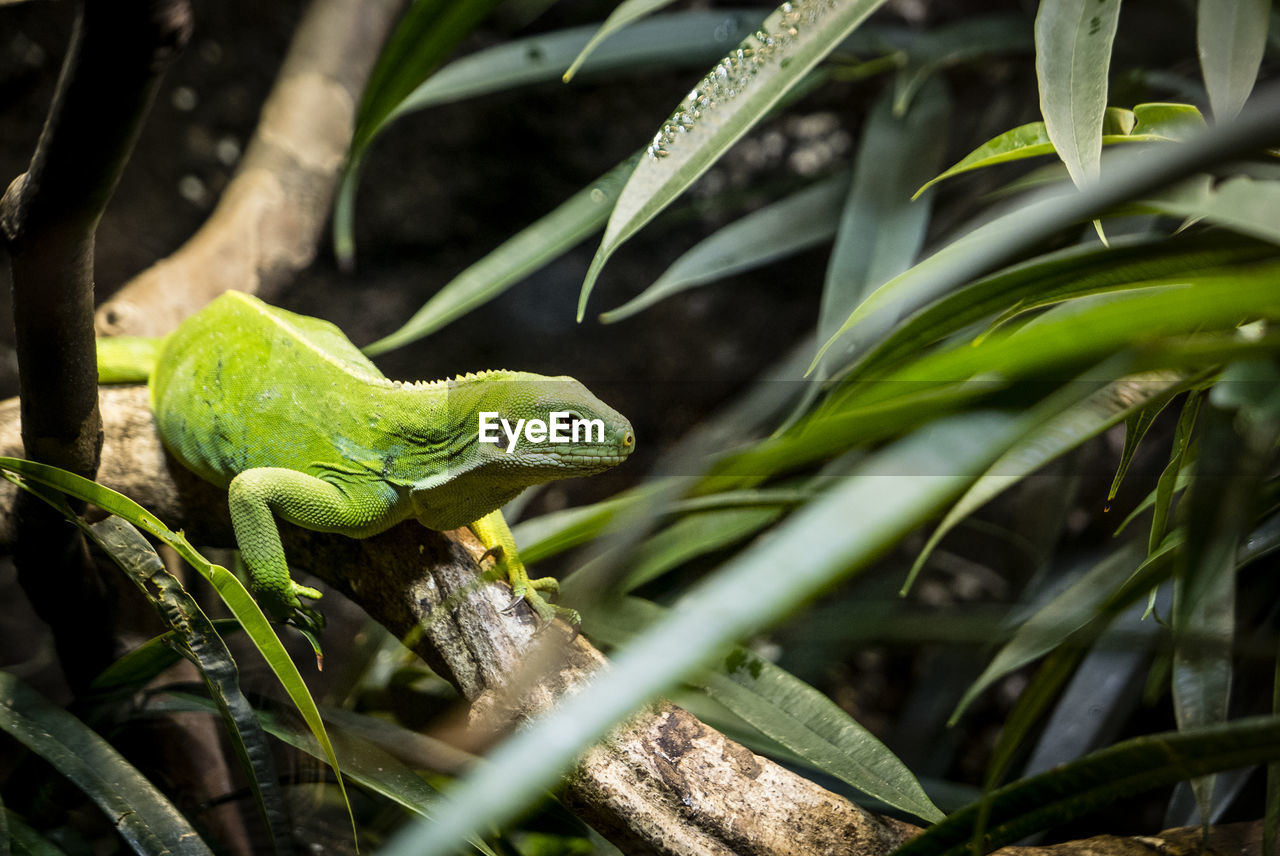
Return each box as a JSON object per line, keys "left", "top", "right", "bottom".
{"left": 503, "top": 575, "right": 580, "bottom": 631}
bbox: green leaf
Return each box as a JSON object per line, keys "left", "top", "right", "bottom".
{"left": 91, "top": 619, "right": 242, "bottom": 695}
{"left": 153, "top": 695, "right": 498, "bottom": 856}
{"left": 1137, "top": 175, "right": 1280, "bottom": 244}
{"left": 3, "top": 810, "right": 66, "bottom": 856}
{"left": 81, "top": 517, "right": 292, "bottom": 854}
{"left": 0, "top": 671, "right": 214, "bottom": 855}
{"left": 844, "top": 272, "right": 1280, "bottom": 409}
{"left": 1198, "top": 0, "right": 1272, "bottom": 121}
{"left": 894, "top": 714, "right": 1280, "bottom": 856}
{"left": 600, "top": 171, "right": 849, "bottom": 323}
{"left": 808, "top": 90, "right": 1280, "bottom": 374}
{"left": 364, "top": 154, "right": 639, "bottom": 354}
{"left": 1034, "top": 0, "right": 1122, "bottom": 189}
{"left": 844, "top": 233, "right": 1277, "bottom": 383}
{"left": 1173, "top": 362, "right": 1280, "bottom": 821}
{"left": 580, "top": 0, "right": 894, "bottom": 319}
{"left": 0, "top": 457, "right": 357, "bottom": 849}
{"left": 904, "top": 372, "right": 1189, "bottom": 596}
{"left": 913, "top": 103, "right": 1208, "bottom": 198}
{"left": 1149, "top": 393, "right": 1200, "bottom": 555}
{"left": 381, "top": 411, "right": 1026, "bottom": 855}
{"left": 950, "top": 539, "right": 1154, "bottom": 724}
{"left": 821, "top": 79, "right": 949, "bottom": 351}
{"left": 1108, "top": 397, "right": 1177, "bottom": 503}
{"left": 562, "top": 0, "right": 679, "bottom": 82}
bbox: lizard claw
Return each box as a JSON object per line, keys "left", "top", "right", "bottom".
{"left": 501, "top": 591, "right": 526, "bottom": 613}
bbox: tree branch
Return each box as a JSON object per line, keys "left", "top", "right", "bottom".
{"left": 0, "top": 0, "right": 192, "bottom": 695}
{"left": 94, "top": 0, "right": 406, "bottom": 337}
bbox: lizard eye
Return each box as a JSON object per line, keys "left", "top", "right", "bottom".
{"left": 622, "top": 431, "right": 634, "bottom": 448}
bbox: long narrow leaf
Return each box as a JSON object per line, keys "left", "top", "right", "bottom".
{"left": 896, "top": 715, "right": 1280, "bottom": 856}
{"left": 0, "top": 457, "right": 356, "bottom": 847}
{"left": 562, "top": 0, "right": 679, "bottom": 82}
{"left": 601, "top": 170, "right": 849, "bottom": 323}
{"left": 904, "top": 372, "right": 1188, "bottom": 595}
{"left": 580, "top": 0, "right": 894, "bottom": 319}
{"left": 1035, "top": 0, "right": 1122, "bottom": 189}
{"left": 0, "top": 671, "right": 214, "bottom": 856}
{"left": 1198, "top": 0, "right": 1271, "bottom": 121}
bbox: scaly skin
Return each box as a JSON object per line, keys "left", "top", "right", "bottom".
{"left": 147, "top": 291, "right": 634, "bottom": 630}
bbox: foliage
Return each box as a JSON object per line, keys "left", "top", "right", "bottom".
{"left": 3, "top": 0, "right": 1279, "bottom": 854}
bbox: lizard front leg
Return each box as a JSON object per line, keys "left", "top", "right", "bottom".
{"left": 470, "top": 510, "right": 579, "bottom": 628}
{"left": 228, "top": 467, "right": 398, "bottom": 630}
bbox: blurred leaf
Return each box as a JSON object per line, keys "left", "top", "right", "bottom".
{"left": 1034, "top": 0, "right": 1122, "bottom": 189}
{"left": 950, "top": 539, "right": 1152, "bottom": 724}
{"left": 905, "top": 372, "right": 1188, "bottom": 596}
{"left": 1173, "top": 361, "right": 1280, "bottom": 821}
{"left": 1137, "top": 175, "right": 1280, "bottom": 244}
{"left": 0, "top": 458, "right": 356, "bottom": 846}
{"left": 845, "top": 233, "right": 1276, "bottom": 383}
{"left": 388, "top": 10, "right": 769, "bottom": 120}
{"left": 91, "top": 619, "right": 242, "bottom": 696}
{"left": 580, "top": 0, "right": 893, "bottom": 319}
{"left": 1130, "top": 102, "right": 1210, "bottom": 140}
{"left": 562, "top": 0, "right": 679, "bottom": 82}
{"left": 381, "top": 410, "right": 1026, "bottom": 855}
{"left": 1149, "top": 393, "right": 1200, "bottom": 555}
{"left": 1198, "top": 0, "right": 1271, "bottom": 121}
{"left": 843, "top": 272, "right": 1280, "bottom": 410}
{"left": 894, "top": 714, "right": 1280, "bottom": 856}
{"left": 822, "top": 79, "right": 949, "bottom": 347}
{"left": 810, "top": 90, "right": 1280, "bottom": 375}
{"left": 0, "top": 671, "right": 213, "bottom": 855}
{"left": 153, "top": 695, "right": 498, "bottom": 856}
{"left": 2, "top": 810, "right": 65, "bottom": 856}
{"left": 616, "top": 505, "right": 786, "bottom": 592}
{"left": 600, "top": 170, "right": 849, "bottom": 323}
{"left": 586, "top": 597, "right": 944, "bottom": 822}
{"left": 890, "top": 14, "right": 1031, "bottom": 115}
{"left": 364, "top": 154, "right": 639, "bottom": 353}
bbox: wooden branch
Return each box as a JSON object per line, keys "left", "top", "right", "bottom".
{"left": 94, "top": 0, "right": 406, "bottom": 337}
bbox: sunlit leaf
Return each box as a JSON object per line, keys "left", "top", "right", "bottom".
{"left": 580, "top": 0, "right": 894, "bottom": 319}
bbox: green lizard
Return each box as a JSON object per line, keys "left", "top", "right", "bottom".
{"left": 99, "top": 290, "right": 635, "bottom": 632}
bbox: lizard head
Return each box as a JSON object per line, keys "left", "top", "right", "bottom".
{"left": 465, "top": 372, "right": 636, "bottom": 479}
{"left": 407, "top": 370, "right": 636, "bottom": 531}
